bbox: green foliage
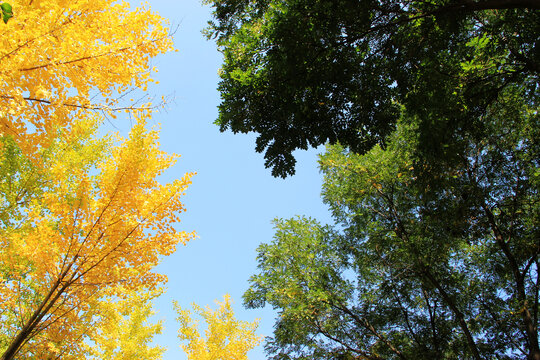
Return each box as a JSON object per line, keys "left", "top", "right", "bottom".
{"left": 244, "top": 86, "right": 539, "bottom": 358}
{"left": 207, "top": 0, "right": 539, "bottom": 177}
{"left": 216, "top": 0, "right": 539, "bottom": 358}
{"left": 0, "top": 136, "right": 36, "bottom": 227}
{"left": 0, "top": 2, "right": 12, "bottom": 24}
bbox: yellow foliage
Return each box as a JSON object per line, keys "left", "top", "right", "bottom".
{"left": 0, "top": 0, "right": 173, "bottom": 158}
{"left": 0, "top": 117, "right": 194, "bottom": 359}
{"left": 0, "top": 1, "right": 189, "bottom": 359}
{"left": 175, "top": 295, "right": 263, "bottom": 360}
{"left": 86, "top": 286, "right": 166, "bottom": 360}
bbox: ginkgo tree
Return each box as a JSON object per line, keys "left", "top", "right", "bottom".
{"left": 0, "top": 0, "right": 173, "bottom": 160}
{"left": 0, "top": 116, "right": 194, "bottom": 360}
{"left": 175, "top": 295, "right": 262, "bottom": 360}
{"left": 0, "top": 0, "right": 195, "bottom": 359}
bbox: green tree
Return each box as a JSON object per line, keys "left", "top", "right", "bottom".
{"left": 244, "top": 87, "right": 539, "bottom": 359}
{"left": 206, "top": 0, "right": 539, "bottom": 177}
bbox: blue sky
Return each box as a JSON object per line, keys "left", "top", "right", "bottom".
{"left": 117, "top": 1, "right": 333, "bottom": 359}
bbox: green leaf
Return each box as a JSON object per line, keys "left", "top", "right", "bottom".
{"left": 0, "top": 2, "right": 12, "bottom": 12}
{"left": 1, "top": 2, "right": 13, "bottom": 24}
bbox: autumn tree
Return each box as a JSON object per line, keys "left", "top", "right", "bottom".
{"left": 0, "top": 117, "right": 194, "bottom": 359}
{"left": 205, "top": 0, "right": 539, "bottom": 177}
{"left": 0, "top": 0, "right": 173, "bottom": 159}
{"left": 0, "top": 1, "right": 194, "bottom": 359}
{"left": 175, "top": 295, "right": 262, "bottom": 359}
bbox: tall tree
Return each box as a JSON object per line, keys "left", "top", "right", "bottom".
{"left": 244, "top": 87, "right": 539, "bottom": 359}
{"left": 0, "top": 118, "right": 194, "bottom": 360}
{"left": 0, "top": 1, "right": 193, "bottom": 359}
{"left": 206, "top": 0, "right": 539, "bottom": 177}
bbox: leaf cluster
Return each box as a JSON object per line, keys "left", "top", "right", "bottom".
{"left": 175, "top": 295, "right": 262, "bottom": 360}
{"left": 207, "top": 0, "right": 539, "bottom": 177}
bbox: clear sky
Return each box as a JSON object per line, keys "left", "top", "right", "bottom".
{"left": 115, "top": 1, "right": 333, "bottom": 359}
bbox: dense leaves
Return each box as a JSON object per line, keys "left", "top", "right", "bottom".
{"left": 0, "top": 1, "right": 193, "bottom": 359}
{"left": 0, "top": 118, "right": 194, "bottom": 360}
{"left": 0, "top": 0, "right": 173, "bottom": 160}
{"left": 206, "top": 0, "right": 539, "bottom": 177}
{"left": 244, "top": 89, "right": 539, "bottom": 359}
{"left": 88, "top": 287, "right": 166, "bottom": 360}
{"left": 175, "top": 295, "right": 262, "bottom": 359}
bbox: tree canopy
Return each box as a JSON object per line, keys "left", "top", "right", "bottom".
{"left": 175, "top": 295, "right": 262, "bottom": 360}
{"left": 0, "top": 1, "right": 195, "bottom": 359}
{"left": 0, "top": 116, "right": 194, "bottom": 360}
{"left": 212, "top": 1, "right": 539, "bottom": 357}
{"left": 244, "top": 85, "right": 539, "bottom": 359}
{"left": 0, "top": 0, "right": 173, "bottom": 159}
{"left": 206, "top": 0, "right": 539, "bottom": 177}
